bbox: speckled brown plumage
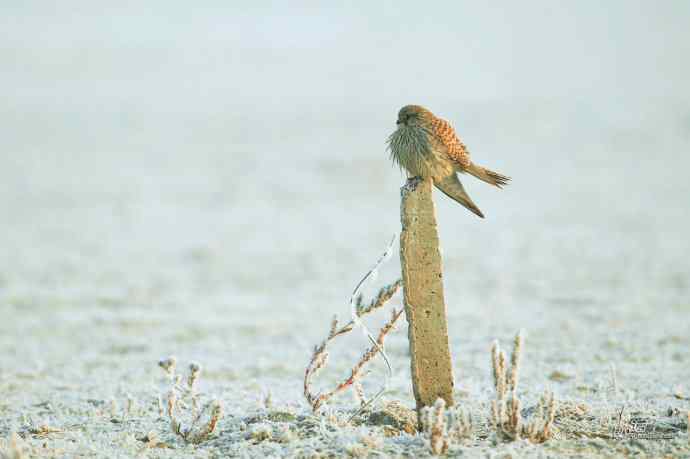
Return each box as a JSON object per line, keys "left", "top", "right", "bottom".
{"left": 388, "top": 104, "right": 510, "bottom": 218}
{"left": 429, "top": 116, "right": 471, "bottom": 169}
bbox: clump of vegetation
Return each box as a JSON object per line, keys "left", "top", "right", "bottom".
{"left": 304, "top": 280, "right": 403, "bottom": 413}
{"left": 490, "top": 331, "right": 557, "bottom": 443}
{"left": 420, "top": 398, "right": 472, "bottom": 455}
{"left": 158, "top": 357, "right": 223, "bottom": 444}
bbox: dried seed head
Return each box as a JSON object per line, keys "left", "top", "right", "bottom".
{"left": 509, "top": 331, "right": 523, "bottom": 394}
{"left": 328, "top": 316, "right": 338, "bottom": 339}
{"left": 188, "top": 362, "right": 202, "bottom": 388}
{"left": 158, "top": 356, "right": 177, "bottom": 376}
{"left": 491, "top": 341, "right": 500, "bottom": 390}
{"left": 209, "top": 400, "right": 223, "bottom": 425}
{"left": 496, "top": 350, "right": 507, "bottom": 398}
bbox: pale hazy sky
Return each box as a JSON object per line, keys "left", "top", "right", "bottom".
{"left": 2, "top": 1, "right": 689, "bottom": 155}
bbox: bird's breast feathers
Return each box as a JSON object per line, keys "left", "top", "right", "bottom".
{"left": 388, "top": 124, "right": 456, "bottom": 179}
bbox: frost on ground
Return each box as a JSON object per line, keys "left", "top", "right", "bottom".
{"left": 1, "top": 333, "right": 688, "bottom": 458}
{"left": 2, "top": 116, "right": 690, "bottom": 458}
{"left": 3, "top": 2, "right": 690, "bottom": 457}
{"left": 2, "top": 146, "right": 690, "bottom": 457}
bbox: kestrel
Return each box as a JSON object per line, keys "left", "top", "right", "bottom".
{"left": 388, "top": 104, "right": 510, "bottom": 218}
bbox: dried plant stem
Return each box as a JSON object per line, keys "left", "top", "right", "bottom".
{"left": 303, "top": 238, "right": 403, "bottom": 415}
{"left": 314, "top": 279, "right": 403, "bottom": 343}
{"left": 420, "top": 397, "right": 472, "bottom": 455}
{"left": 353, "top": 381, "right": 366, "bottom": 407}
{"left": 305, "top": 306, "right": 404, "bottom": 412}
{"left": 428, "top": 398, "right": 449, "bottom": 455}
{"left": 168, "top": 392, "right": 223, "bottom": 444}
{"left": 188, "top": 363, "right": 201, "bottom": 417}
{"left": 490, "top": 331, "right": 556, "bottom": 443}
{"left": 159, "top": 358, "right": 223, "bottom": 444}
{"left": 349, "top": 236, "right": 399, "bottom": 385}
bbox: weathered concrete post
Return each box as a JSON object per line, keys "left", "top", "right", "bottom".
{"left": 400, "top": 177, "right": 455, "bottom": 420}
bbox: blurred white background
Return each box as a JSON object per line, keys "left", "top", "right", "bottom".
{"left": 1, "top": 1, "right": 689, "bottom": 415}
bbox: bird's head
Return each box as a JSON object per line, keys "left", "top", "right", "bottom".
{"left": 396, "top": 105, "right": 431, "bottom": 127}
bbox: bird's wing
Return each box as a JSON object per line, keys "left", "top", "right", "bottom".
{"left": 430, "top": 117, "right": 471, "bottom": 169}
{"left": 435, "top": 174, "right": 484, "bottom": 218}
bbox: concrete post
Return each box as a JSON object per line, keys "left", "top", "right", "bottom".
{"left": 400, "top": 177, "right": 455, "bottom": 422}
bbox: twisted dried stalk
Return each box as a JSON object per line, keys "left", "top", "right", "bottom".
{"left": 304, "top": 280, "right": 403, "bottom": 413}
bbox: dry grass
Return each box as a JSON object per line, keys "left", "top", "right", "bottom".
{"left": 422, "top": 398, "right": 450, "bottom": 455}
{"left": 304, "top": 237, "right": 407, "bottom": 416}
{"left": 490, "top": 331, "right": 557, "bottom": 443}
{"left": 158, "top": 358, "right": 224, "bottom": 444}
{"left": 303, "top": 281, "right": 403, "bottom": 413}
{"left": 419, "top": 398, "right": 473, "bottom": 455}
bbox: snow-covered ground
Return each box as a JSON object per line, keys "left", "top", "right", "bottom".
{"left": 1, "top": 3, "right": 689, "bottom": 457}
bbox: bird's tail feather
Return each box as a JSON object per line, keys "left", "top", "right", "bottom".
{"left": 435, "top": 174, "right": 485, "bottom": 218}
{"left": 466, "top": 163, "right": 510, "bottom": 188}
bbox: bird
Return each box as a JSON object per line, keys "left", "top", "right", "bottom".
{"left": 387, "top": 104, "right": 510, "bottom": 218}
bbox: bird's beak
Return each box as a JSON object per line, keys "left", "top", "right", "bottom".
{"left": 396, "top": 119, "right": 402, "bottom": 125}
